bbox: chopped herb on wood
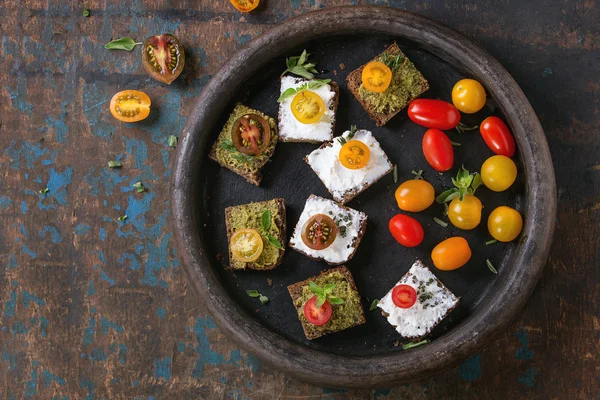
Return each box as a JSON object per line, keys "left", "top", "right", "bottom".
{"left": 133, "top": 182, "right": 146, "bottom": 193}
{"left": 402, "top": 339, "right": 430, "bottom": 350}
{"left": 108, "top": 160, "right": 122, "bottom": 168}
{"left": 118, "top": 215, "right": 128, "bottom": 223}
{"left": 39, "top": 188, "right": 49, "bottom": 195}
{"left": 83, "top": 8, "right": 90, "bottom": 17}
{"left": 105, "top": 37, "right": 141, "bottom": 51}
{"left": 168, "top": 135, "right": 178, "bottom": 147}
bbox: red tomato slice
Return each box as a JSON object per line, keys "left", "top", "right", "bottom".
{"left": 422, "top": 129, "right": 454, "bottom": 172}
{"left": 408, "top": 99, "right": 461, "bottom": 130}
{"left": 392, "top": 285, "right": 417, "bottom": 308}
{"left": 480, "top": 116, "right": 516, "bottom": 157}
{"left": 389, "top": 214, "right": 424, "bottom": 247}
{"left": 303, "top": 296, "right": 332, "bottom": 326}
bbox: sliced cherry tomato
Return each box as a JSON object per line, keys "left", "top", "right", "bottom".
{"left": 389, "top": 214, "right": 424, "bottom": 247}
{"left": 452, "top": 79, "right": 486, "bottom": 114}
{"left": 229, "top": 0, "right": 260, "bottom": 12}
{"left": 362, "top": 61, "right": 392, "bottom": 93}
{"left": 303, "top": 296, "right": 332, "bottom": 326}
{"left": 488, "top": 206, "right": 523, "bottom": 242}
{"left": 109, "top": 90, "right": 151, "bottom": 123}
{"left": 339, "top": 140, "right": 371, "bottom": 169}
{"left": 142, "top": 34, "right": 185, "bottom": 85}
{"left": 480, "top": 116, "right": 516, "bottom": 157}
{"left": 230, "top": 228, "right": 264, "bottom": 263}
{"left": 394, "top": 179, "right": 435, "bottom": 212}
{"left": 231, "top": 114, "right": 271, "bottom": 156}
{"left": 291, "top": 91, "right": 326, "bottom": 124}
{"left": 431, "top": 237, "right": 472, "bottom": 271}
{"left": 422, "top": 129, "right": 454, "bottom": 172}
{"left": 407, "top": 99, "right": 461, "bottom": 130}
{"left": 301, "top": 214, "right": 337, "bottom": 250}
{"left": 448, "top": 195, "right": 483, "bottom": 230}
{"left": 391, "top": 285, "right": 417, "bottom": 308}
{"left": 481, "top": 155, "right": 517, "bottom": 192}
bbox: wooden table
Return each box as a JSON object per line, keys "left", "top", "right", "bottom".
{"left": 1, "top": 1, "right": 597, "bottom": 398}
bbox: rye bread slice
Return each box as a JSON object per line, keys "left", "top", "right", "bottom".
{"left": 209, "top": 103, "right": 278, "bottom": 186}
{"left": 304, "top": 129, "right": 394, "bottom": 204}
{"left": 225, "top": 198, "right": 286, "bottom": 271}
{"left": 347, "top": 43, "right": 429, "bottom": 127}
{"left": 289, "top": 195, "right": 367, "bottom": 266}
{"left": 278, "top": 79, "right": 340, "bottom": 143}
{"left": 287, "top": 266, "right": 366, "bottom": 340}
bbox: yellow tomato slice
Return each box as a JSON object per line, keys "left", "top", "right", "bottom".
{"left": 110, "top": 90, "right": 151, "bottom": 123}
{"left": 339, "top": 140, "right": 371, "bottom": 169}
{"left": 230, "top": 229, "right": 263, "bottom": 263}
{"left": 229, "top": 0, "right": 260, "bottom": 12}
{"left": 291, "top": 91, "right": 326, "bottom": 124}
{"left": 362, "top": 61, "right": 392, "bottom": 93}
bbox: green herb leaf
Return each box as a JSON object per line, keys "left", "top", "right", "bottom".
{"left": 402, "top": 339, "right": 430, "bottom": 350}
{"left": 485, "top": 239, "right": 498, "bottom": 245}
{"left": 348, "top": 125, "right": 358, "bottom": 139}
{"left": 316, "top": 295, "right": 327, "bottom": 308}
{"left": 392, "top": 165, "right": 398, "bottom": 183}
{"left": 369, "top": 299, "right": 379, "bottom": 311}
{"left": 246, "top": 290, "right": 260, "bottom": 298}
{"left": 456, "top": 122, "right": 479, "bottom": 134}
{"left": 471, "top": 173, "right": 482, "bottom": 194}
{"left": 277, "top": 88, "right": 298, "bottom": 102}
{"left": 276, "top": 79, "right": 331, "bottom": 102}
{"left": 486, "top": 259, "right": 498, "bottom": 274}
{"left": 298, "top": 49, "right": 308, "bottom": 66}
{"left": 309, "top": 281, "right": 324, "bottom": 296}
{"left": 381, "top": 51, "right": 405, "bottom": 71}
{"left": 108, "top": 160, "right": 122, "bottom": 168}
{"left": 259, "top": 295, "right": 269, "bottom": 305}
{"left": 83, "top": 8, "right": 90, "bottom": 17}
{"left": 433, "top": 217, "right": 448, "bottom": 227}
{"left": 322, "top": 283, "right": 336, "bottom": 294}
{"left": 133, "top": 182, "right": 146, "bottom": 193}
{"left": 436, "top": 188, "right": 459, "bottom": 203}
{"left": 337, "top": 136, "right": 347, "bottom": 146}
{"left": 168, "top": 135, "right": 178, "bottom": 147}
{"left": 261, "top": 210, "right": 272, "bottom": 232}
{"left": 39, "top": 188, "right": 49, "bottom": 195}
{"left": 118, "top": 215, "right": 127, "bottom": 222}
{"left": 437, "top": 167, "right": 481, "bottom": 203}
{"left": 450, "top": 140, "right": 461, "bottom": 147}
{"left": 104, "top": 37, "right": 141, "bottom": 51}
{"left": 267, "top": 234, "right": 282, "bottom": 249}
{"left": 281, "top": 50, "right": 319, "bottom": 78}
{"left": 220, "top": 140, "right": 236, "bottom": 152}
{"left": 328, "top": 296, "right": 344, "bottom": 305}
{"left": 411, "top": 169, "right": 424, "bottom": 180}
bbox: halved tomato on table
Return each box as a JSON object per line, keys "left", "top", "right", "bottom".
{"left": 230, "top": 228, "right": 264, "bottom": 263}
{"left": 109, "top": 90, "right": 151, "bottom": 123}
{"left": 303, "top": 296, "right": 332, "bottom": 326}
{"left": 392, "top": 285, "right": 417, "bottom": 308}
{"left": 142, "top": 34, "right": 185, "bottom": 85}
{"left": 301, "top": 214, "right": 337, "bottom": 250}
{"left": 339, "top": 140, "right": 371, "bottom": 169}
{"left": 229, "top": 0, "right": 260, "bottom": 12}
{"left": 231, "top": 114, "right": 271, "bottom": 155}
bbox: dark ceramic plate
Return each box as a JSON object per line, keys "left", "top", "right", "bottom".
{"left": 171, "top": 6, "right": 556, "bottom": 387}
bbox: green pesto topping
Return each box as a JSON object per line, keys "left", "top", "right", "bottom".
{"left": 358, "top": 53, "right": 427, "bottom": 115}
{"left": 295, "top": 271, "right": 363, "bottom": 336}
{"left": 213, "top": 104, "right": 278, "bottom": 174}
{"left": 229, "top": 199, "right": 282, "bottom": 270}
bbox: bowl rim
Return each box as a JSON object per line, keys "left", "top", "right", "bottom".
{"left": 170, "top": 6, "right": 556, "bottom": 387}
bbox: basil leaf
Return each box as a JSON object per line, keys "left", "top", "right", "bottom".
{"left": 108, "top": 160, "right": 122, "bottom": 168}
{"left": 316, "top": 295, "right": 326, "bottom": 308}
{"left": 369, "top": 299, "right": 379, "bottom": 311}
{"left": 105, "top": 37, "right": 140, "bottom": 51}
{"left": 246, "top": 290, "right": 260, "bottom": 298}
{"left": 328, "top": 296, "right": 344, "bottom": 305}
{"left": 277, "top": 87, "right": 298, "bottom": 102}
{"left": 322, "top": 283, "right": 336, "bottom": 294}
{"left": 298, "top": 49, "right": 308, "bottom": 66}
{"left": 39, "top": 188, "right": 49, "bottom": 195}
{"left": 402, "top": 339, "right": 430, "bottom": 350}
{"left": 261, "top": 210, "right": 272, "bottom": 232}
{"left": 259, "top": 295, "right": 269, "bottom": 305}
{"left": 133, "top": 182, "right": 145, "bottom": 193}
{"left": 83, "top": 8, "right": 90, "bottom": 17}
{"left": 118, "top": 215, "right": 127, "bottom": 222}
{"left": 289, "top": 65, "right": 314, "bottom": 79}
{"left": 286, "top": 56, "right": 299, "bottom": 69}
{"left": 308, "top": 281, "right": 324, "bottom": 296}
{"left": 267, "top": 235, "right": 282, "bottom": 249}
{"left": 168, "top": 135, "right": 178, "bottom": 147}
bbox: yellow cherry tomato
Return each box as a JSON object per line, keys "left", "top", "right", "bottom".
{"left": 431, "top": 237, "right": 472, "bottom": 271}
{"left": 291, "top": 91, "right": 326, "bottom": 124}
{"left": 339, "top": 140, "right": 370, "bottom": 169}
{"left": 229, "top": 0, "right": 260, "bottom": 12}
{"left": 481, "top": 155, "right": 517, "bottom": 192}
{"left": 109, "top": 90, "right": 151, "bottom": 122}
{"left": 452, "top": 79, "right": 486, "bottom": 114}
{"left": 488, "top": 206, "right": 523, "bottom": 242}
{"left": 362, "top": 61, "right": 392, "bottom": 93}
{"left": 394, "top": 179, "right": 435, "bottom": 212}
{"left": 448, "top": 195, "right": 483, "bottom": 230}
{"left": 230, "top": 229, "right": 263, "bottom": 263}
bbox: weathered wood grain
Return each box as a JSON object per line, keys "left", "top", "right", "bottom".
{"left": 0, "top": 0, "right": 598, "bottom": 398}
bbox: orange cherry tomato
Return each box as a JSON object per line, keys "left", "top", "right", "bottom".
{"left": 291, "top": 91, "right": 326, "bottom": 124}
{"left": 362, "top": 61, "right": 392, "bottom": 93}
{"left": 431, "top": 237, "right": 472, "bottom": 271}
{"left": 230, "top": 229, "right": 264, "bottom": 263}
{"left": 109, "top": 90, "right": 151, "bottom": 123}
{"left": 229, "top": 0, "right": 260, "bottom": 12}
{"left": 339, "top": 140, "right": 371, "bottom": 169}
{"left": 394, "top": 179, "right": 435, "bottom": 212}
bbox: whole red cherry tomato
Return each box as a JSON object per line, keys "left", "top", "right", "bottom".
{"left": 388, "top": 214, "right": 424, "bottom": 247}
{"left": 480, "top": 116, "right": 515, "bottom": 157}
{"left": 422, "top": 129, "right": 454, "bottom": 172}
{"left": 408, "top": 99, "right": 461, "bottom": 130}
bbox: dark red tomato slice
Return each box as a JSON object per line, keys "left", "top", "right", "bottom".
{"left": 388, "top": 214, "right": 424, "bottom": 247}
{"left": 422, "top": 129, "right": 454, "bottom": 172}
{"left": 480, "top": 116, "right": 516, "bottom": 157}
{"left": 303, "top": 296, "right": 332, "bottom": 326}
{"left": 301, "top": 214, "right": 338, "bottom": 250}
{"left": 392, "top": 285, "right": 417, "bottom": 308}
{"left": 231, "top": 114, "right": 271, "bottom": 155}
{"left": 408, "top": 99, "right": 461, "bottom": 130}
{"left": 142, "top": 34, "right": 185, "bottom": 85}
